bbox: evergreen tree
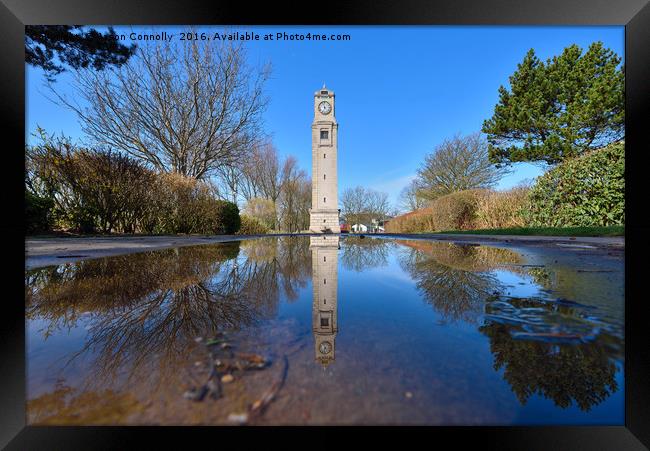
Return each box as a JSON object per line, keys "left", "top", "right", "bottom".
{"left": 482, "top": 42, "right": 624, "bottom": 166}
{"left": 25, "top": 26, "right": 136, "bottom": 81}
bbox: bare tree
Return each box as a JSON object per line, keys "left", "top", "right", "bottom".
{"left": 253, "top": 142, "right": 283, "bottom": 203}
{"left": 239, "top": 143, "right": 310, "bottom": 231}
{"left": 367, "top": 190, "right": 390, "bottom": 219}
{"left": 341, "top": 186, "right": 391, "bottom": 230}
{"left": 238, "top": 157, "right": 262, "bottom": 202}
{"left": 340, "top": 186, "right": 367, "bottom": 228}
{"left": 399, "top": 178, "right": 428, "bottom": 212}
{"left": 416, "top": 132, "right": 510, "bottom": 201}
{"left": 278, "top": 161, "right": 310, "bottom": 233}
{"left": 51, "top": 32, "right": 270, "bottom": 180}
{"left": 215, "top": 164, "right": 242, "bottom": 204}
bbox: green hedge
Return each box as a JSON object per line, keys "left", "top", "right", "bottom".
{"left": 25, "top": 192, "right": 54, "bottom": 234}
{"left": 213, "top": 200, "right": 241, "bottom": 234}
{"left": 527, "top": 142, "right": 624, "bottom": 227}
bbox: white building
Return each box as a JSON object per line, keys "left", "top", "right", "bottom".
{"left": 351, "top": 223, "right": 368, "bottom": 233}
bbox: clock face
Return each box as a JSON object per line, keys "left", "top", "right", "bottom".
{"left": 319, "top": 341, "right": 332, "bottom": 354}
{"left": 318, "top": 101, "right": 332, "bottom": 115}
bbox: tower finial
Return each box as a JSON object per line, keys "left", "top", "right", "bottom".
{"left": 322, "top": 82, "right": 326, "bottom": 89}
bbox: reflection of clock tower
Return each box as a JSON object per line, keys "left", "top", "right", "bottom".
{"left": 309, "top": 85, "right": 341, "bottom": 233}
{"left": 310, "top": 235, "right": 339, "bottom": 366}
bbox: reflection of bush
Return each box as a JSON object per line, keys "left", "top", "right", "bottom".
{"left": 340, "top": 237, "right": 393, "bottom": 272}
{"left": 527, "top": 267, "right": 551, "bottom": 285}
{"left": 397, "top": 241, "right": 521, "bottom": 322}
{"left": 397, "top": 238, "right": 621, "bottom": 411}
{"left": 479, "top": 320, "right": 618, "bottom": 411}
{"left": 28, "top": 380, "right": 145, "bottom": 425}
{"left": 398, "top": 240, "right": 522, "bottom": 272}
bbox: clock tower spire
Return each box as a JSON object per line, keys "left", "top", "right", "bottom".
{"left": 309, "top": 86, "right": 340, "bottom": 233}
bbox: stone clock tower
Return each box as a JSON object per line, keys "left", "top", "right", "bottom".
{"left": 309, "top": 85, "right": 340, "bottom": 233}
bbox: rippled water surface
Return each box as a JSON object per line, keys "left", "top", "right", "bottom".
{"left": 25, "top": 236, "right": 624, "bottom": 425}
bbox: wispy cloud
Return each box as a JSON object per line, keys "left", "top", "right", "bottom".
{"left": 369, "top": 173, "right": 417, "bottom": 207}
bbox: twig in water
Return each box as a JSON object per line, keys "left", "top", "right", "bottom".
{"left": 248, "top": 354, "right": 289, "bottom": 420}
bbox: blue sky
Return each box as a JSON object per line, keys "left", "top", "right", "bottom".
{"left": 26, "top": 25, "right": 624, "bottom": 209}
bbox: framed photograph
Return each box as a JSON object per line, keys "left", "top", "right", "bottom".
{"left": 3, "top": 0, "right": 649, "bottom": 448}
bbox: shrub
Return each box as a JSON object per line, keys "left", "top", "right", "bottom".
{"left": 475, "top": 187, "right": 530, "bottom": 229}
{"left": 152, "top": 173, "right": 215, "bottom": 234}
{"left": 238, "top": 215, "right": 270, "bottom": 235}
{"left": 25, "top": 192, "right": 54, "bottom": 234}
{"left": 26, "top": 134, "right": 243, "bottom": 235}
{"left": 386, "top": 189, "right": 488, "bottom": 233}
{"left": 143, "top": 174, "right": 240, "bottom": 235}
{"left": 527, "top": 142, "right": 624, "bottom": 227}
{"left": 429, "top": 189, "right": 488, "bottom": 230}
{"left": 385, "top": 208, "right": 432, "bottom": 233}
{"left": 243, "top": 197, "right": 277, "bottom": 230}
{"left": 26, "top": 137, "right": 155, "bottom": 233}
{"left": 212, "top": 200, "right": 241, "bottom": 234}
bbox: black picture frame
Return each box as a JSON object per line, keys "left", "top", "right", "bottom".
{"left": 2, "top": 0, "right": 649, "bottom": 448}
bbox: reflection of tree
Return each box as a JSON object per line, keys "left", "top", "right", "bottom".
{"left": 479, "top": 315, "right": 619, "bottom": 411}
{"left": 26, "top": 238, "right": 312, "bottom": 388}
{"left": 241, "top": 236, "right": 312, "bottom": 302}
{"left": 396, "top": 239, "right": 621, "bottom": 411}
{"left": 340, "top": 237, "right": 393, "bottom": 272}
{"left": 26, "top": 243, "right": 242, "bottom": 335}
{"left": 397, "top": 241, "right": 522, "bottom": 323}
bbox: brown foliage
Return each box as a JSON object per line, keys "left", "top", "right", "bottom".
{"left": 26, "top": 133, "right": 240, "bottom": 235}
{"left": 387, "top": 189, "right": 488, "bottom": 233}
{"left": 475, "top": 187, "right": 530, "bottom": 229}
{"left": 387, "top": 187, "right": 530, "bottom": 233}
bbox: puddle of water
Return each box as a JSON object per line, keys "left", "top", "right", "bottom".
{"left": 25, "top": 236, "right": 624, "bottom": 425}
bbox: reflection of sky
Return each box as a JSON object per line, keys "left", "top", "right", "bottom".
{"left": 491, "top": 269, "right": 543, "bottom": 298}
{"left": 357, "top": 255, "right": 417, "bottom": 291}
{"left": 27, "top": 315, "right": 96, "bottom": 398}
